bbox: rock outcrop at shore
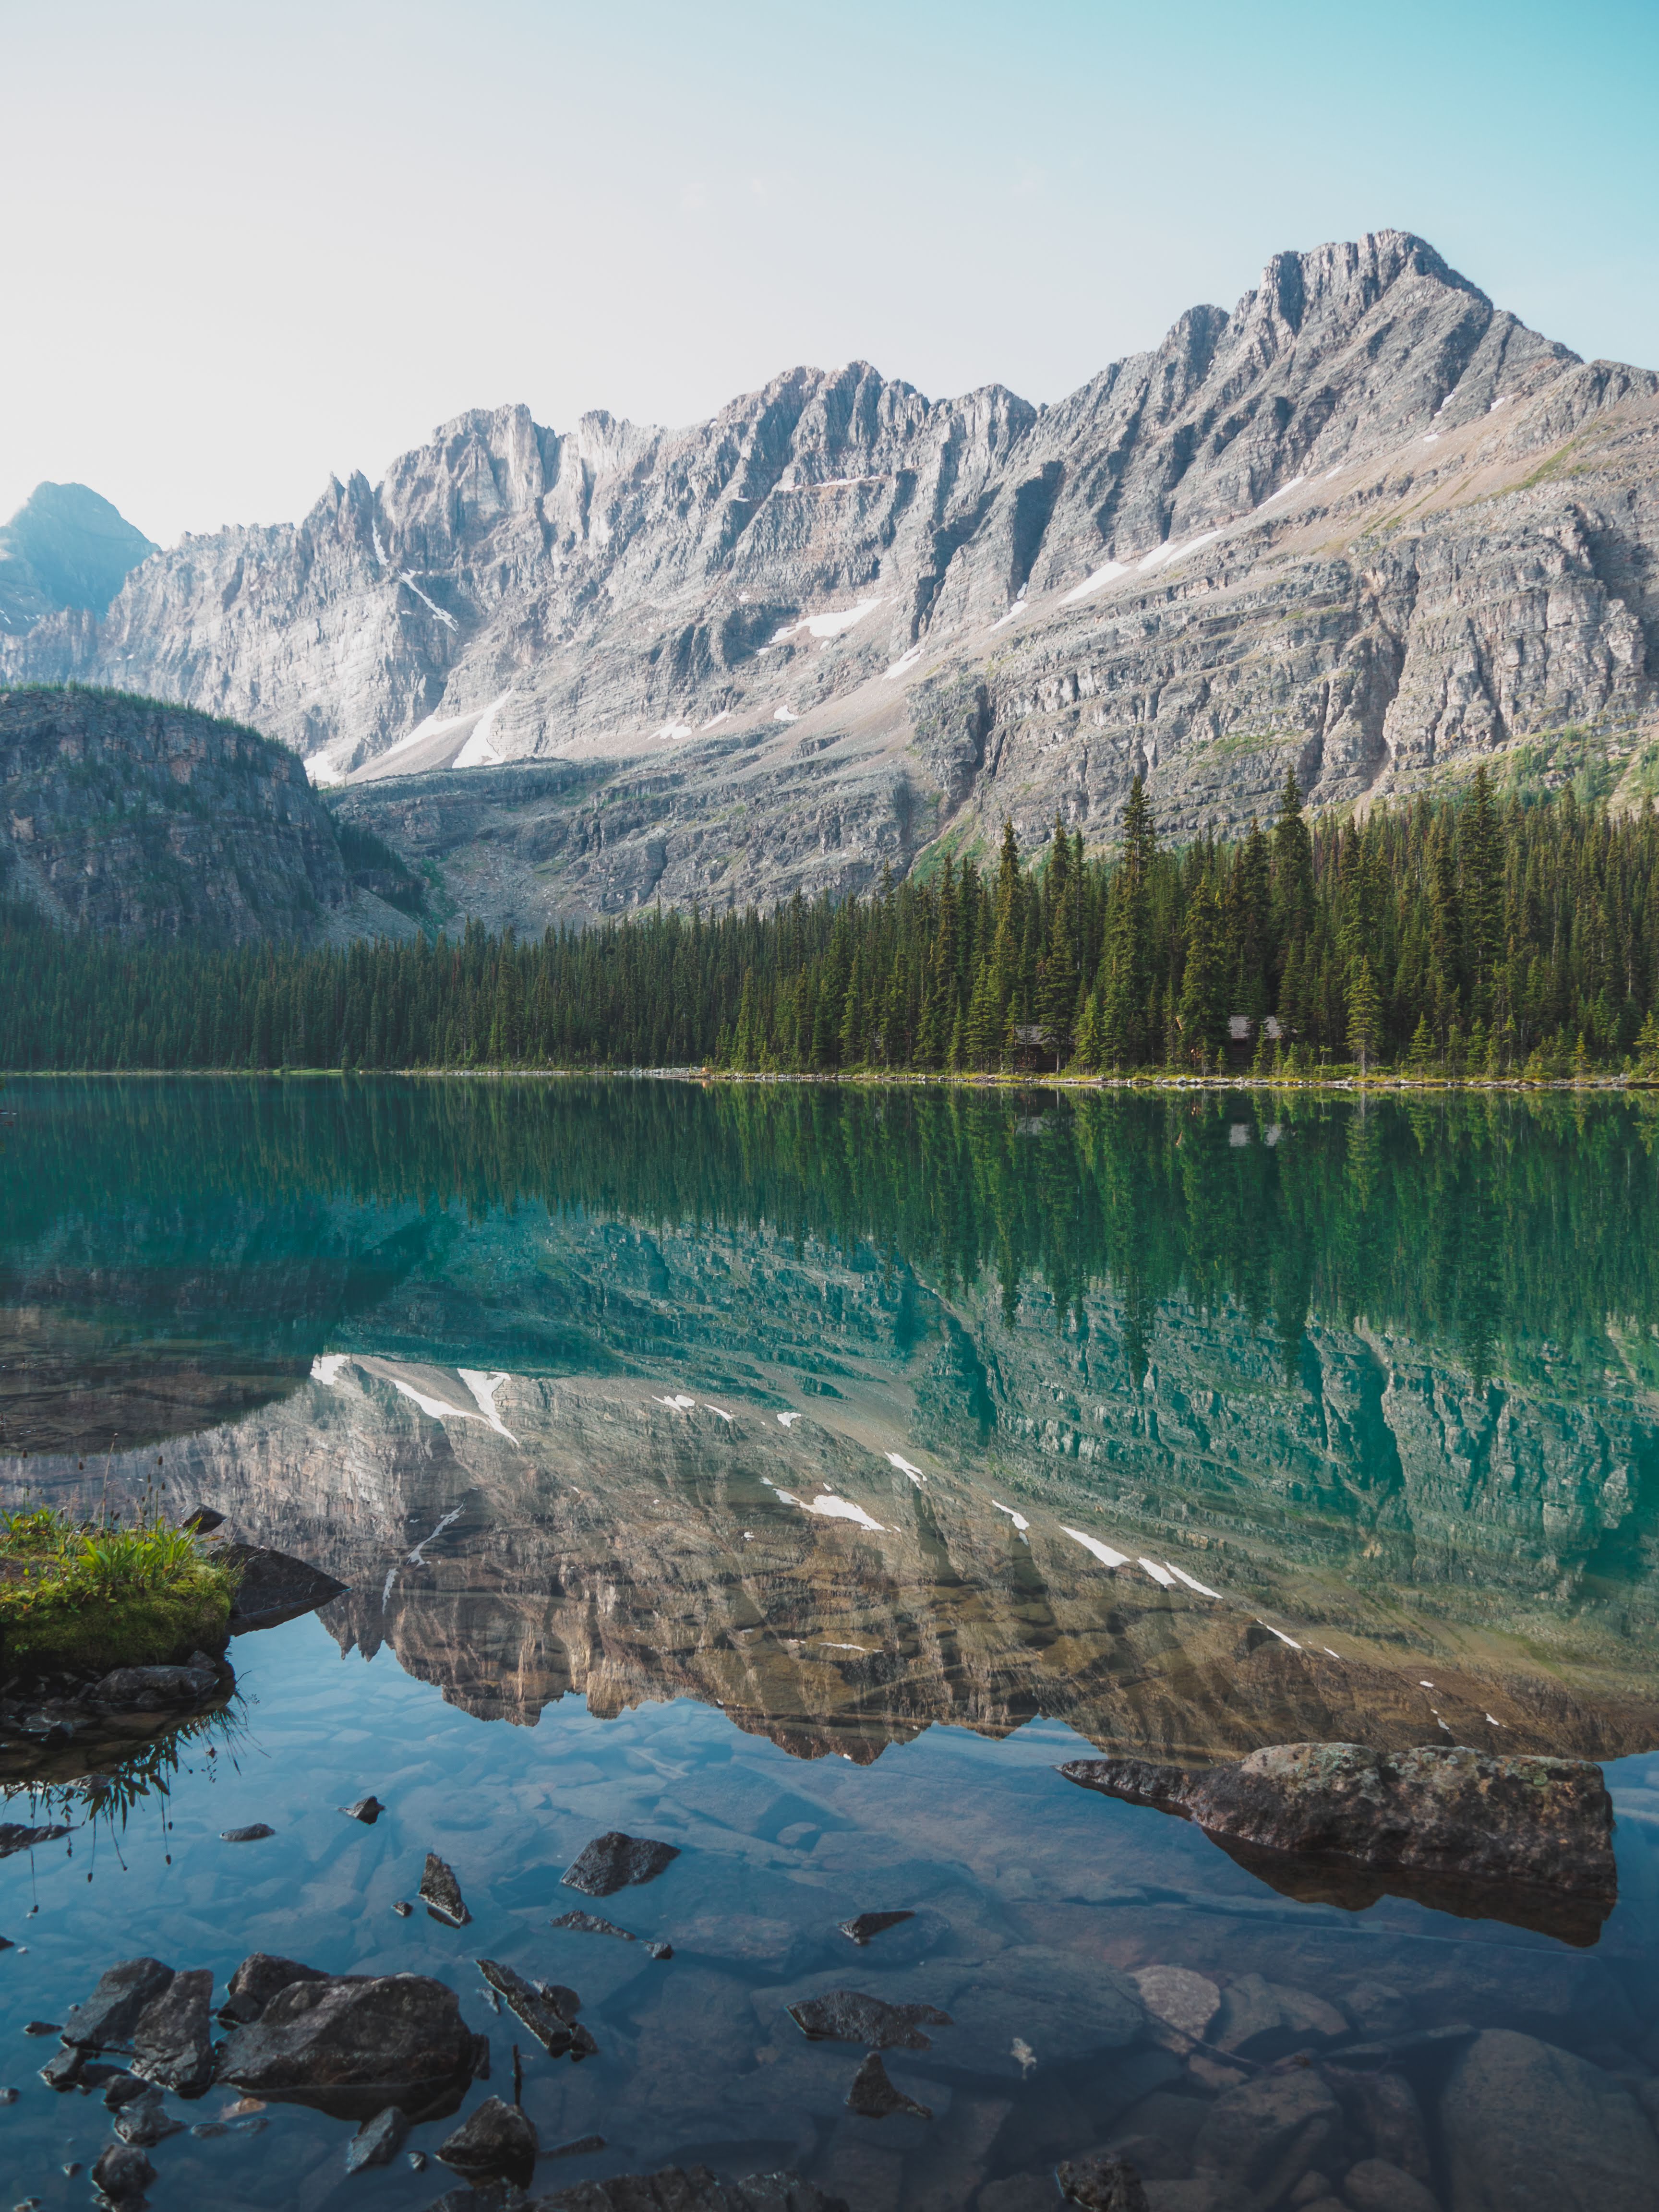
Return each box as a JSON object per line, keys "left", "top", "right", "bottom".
{"left": 1060, "top": 1741, "right": 1617, "bottom": 1936}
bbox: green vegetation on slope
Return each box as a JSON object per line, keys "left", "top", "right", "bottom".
{"left": 0, "top": 772, "right": 1656, "bottom": 1077}
{"left": 0, "top": 1503, "right": 234, "bottom": 1676}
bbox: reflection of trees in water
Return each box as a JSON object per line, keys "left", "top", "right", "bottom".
{"left": 5, "top": 1695, "right": 247, "bottom": 1883}
{"left": 2, "top": 1078, "right": 1658, "bottom": 1395}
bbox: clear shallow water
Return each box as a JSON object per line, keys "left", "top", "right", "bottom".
{"left": 3, "top": 1078, "right": 1659, "bottom": 2211}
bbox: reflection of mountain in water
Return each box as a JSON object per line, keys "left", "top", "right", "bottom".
{"left": 4, "top": 1079, "right": 1659, "bottom": 1764}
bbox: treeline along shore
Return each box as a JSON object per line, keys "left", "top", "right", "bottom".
{"left": 2, "top": 770, "right": 1658, "bottom": 1079}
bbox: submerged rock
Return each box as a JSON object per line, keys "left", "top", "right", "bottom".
{"left": 562, "top": 1830, "right": 680, "bottom": 1897}
{"left": 437, "top": 2094, "right": 539, "bottom": 2187}
{"left": 1127, "top": 1966, "right": 1221, "bottom": 2048}
{"left": 1212, "top": 1974, "right": 1348, "bottom": 2061}
{"left": 1192, "top": 2069, "right": 1343, "bottom": 2208}
{"left": 220, "top": 1823, "right": 276, "bottom": 1842}
{"left": 342, "top": 1796, "right": 385, "bottom": 1824}
{"left": 345, "top": 2103, "right": 409, "bottom": 2172}
{"left": 548, "top": 2132, "right": 608, "bottom": 2157}
{"left": 476, "top": 1958, "right": 582, "bottom": 2059}
{"left": 1055, "top": 2158, "right": 1150, "bottom": 2211}
{"left": 550, "top": 1909, "right": 635, "bottom": 1941}
{"left": 838, "top": 1911, "right": 914, "bottom": 1947}
{"left": 644, "top": 1940, "right": 673, "bottom": 1961}
{"left": 1438, "top": 2027, "right": 1659, "bottom": 2212}
{"left": 528, "top": 2170, "right": 848, "bottom": 2210}
{"left": 845, "top": 2050, "right": 932, "bottom": 2119}
{"left": 112, "top": 2084, "right": 184, "bottom": 2146}
{"left": 131, "top": 1966, "right": 215, "bottom": 2095}
{"left": 89, "top": 2143, "right": 155, "bottom": 2202}
{"left": 1341, "top": 2160, "right": 1440, "bottom": 2212}
{"left": 421, "top": 1853, "right": 473, "bottom": 1926}
{"left": 215, "top": 1972, "right": 480, "bottom": 2119}
{"left": 1059, "top": 1743, "right": 1617, "bottom": 1903}
{"left": 62, "top": 1957, "right": 175, "bottom": 2050}
{"left": 787, "top": 1989, "right": 952, "bottom": 2050}
{"left": 220, "top": 1953, "right": 334, "bottom": 2026}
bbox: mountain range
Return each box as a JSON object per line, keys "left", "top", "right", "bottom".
{"left": 5, "top": 230, "right": 1658, "bottom": 931}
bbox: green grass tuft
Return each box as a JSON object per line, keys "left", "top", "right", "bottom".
{"left": 0, "top": 1503, "right": 235, "bottom": 1677}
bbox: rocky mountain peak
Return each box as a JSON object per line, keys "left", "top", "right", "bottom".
{"left": 0, "top": 481, "right": 156, "bottom": 639}
{"left": 5, "top": 230, "right": 1654, "bottom": 933}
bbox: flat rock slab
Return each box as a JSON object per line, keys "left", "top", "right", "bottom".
{"left": 1439, "top": 2027, "right": 1659, "bottom": 2212}
{"left": 215, "top": 1972, "right": 479, "bottom": 2120}
{"left": 562, "top": 1830, "right": 680, "bottom": 1897}
{"left": 438, "top": 2093, "right": 539, "bottom": 2187}
{"left": 218, "top": 1540, "right": 349, "bottom": 1630}
{"left": 346, "top": 2102, "right": 409, "bottom": 2172}
{"left": 838, "top": 1911, "right": 914, "bottom": 1947}
{"left": 221, "top": 1823, "right": 276, "bottom": 1842}
{"left": 845, "top": 2050, "right": 932, "bottom": 2119}
{"left": 62, "top": 1958, "right": 175, "bottom": 2051}
{"left": 1058, "top": 1742, "right": 1616, "bottom": 1900}
{"left": 132, "top": 1966, "right": 215, "bottom": 2095}
{"left": 787, "top": 1989, "right": 952, "bottom": 2051}
{"left": 421, "top": 1852, "right": 473, "bottom": 1926}
{"left": 1128, "top": 1966, "right": 1220, "bottom": 2048}
{"left": 551, "top": 1909, "right": 636, "bottom": 1942}
{"left": 220, "top": 1953, "right": 335, "bottom": 2026}
{"left": 477, "top": 1958, "right": 582, "bottom": 2059}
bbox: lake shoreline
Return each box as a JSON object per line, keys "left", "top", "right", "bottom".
{"left": 4, "top": 1065, "right": 1658, "bottom": 1095}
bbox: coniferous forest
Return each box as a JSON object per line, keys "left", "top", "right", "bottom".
{"left": 3, "top": 769, "right": 1659, "bottom": 1080}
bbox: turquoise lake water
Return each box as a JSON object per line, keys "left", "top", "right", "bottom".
{"left": 2, "top": 1078, "right": 1659, "bottom": 2211}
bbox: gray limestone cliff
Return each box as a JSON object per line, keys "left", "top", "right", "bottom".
{"left": 8, "top": 232, "right": 1659, "bottom": 927}
{"left": 0, "top": 687, "right": 352, "bottom": 941}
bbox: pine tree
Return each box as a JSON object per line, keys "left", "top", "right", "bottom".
{"left": 1346, "top": 954, "right": 1381, "bottom": 1077}
{"left": 1178, "top": 878, "right": 1228, "bottom": 1070}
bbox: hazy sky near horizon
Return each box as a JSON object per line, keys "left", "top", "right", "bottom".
{"left": 3, "top": 0, "right": 1655, "bottom": 547}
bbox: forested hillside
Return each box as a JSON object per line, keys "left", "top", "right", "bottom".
{"left": 2, "top": 772, "right": 1656, "bottom": 1078}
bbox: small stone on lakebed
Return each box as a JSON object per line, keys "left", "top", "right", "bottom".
{"left": 788, "top": 1989, "right": 952, "bottom": 2050}
{"left": 437, "top": 2094, "right": 538, "bottom": 2188}
{"left": 90, "top": 2142, "right": 156, "bottom": 2202}
{"left": 561, "top": 1830, "right": 680, "bottom": 1897}
{"left": 845, "top": 2049, "right": 932, "bottom": 2119}
{"left": 342, "top": 1796, "right": 385, "bottom": 1824}
{"left": 346, "top": 2103, "right": 409, "bottom": 2172}
{"left": 839, "top": 1910, "right": 915, "bottom": 1946}
{"left": 549, "top": 2132, "right": 607, "bottom": 2157}
{"left": 23, "top": 2021, "right": 61, "bottom": 2036}
{"left": 420, "top": 1853, "right": 472, "bottom": 1926}
{"left": 220, "top": 1824, "right": 275, "bottom": 1843}
{"left": 391, "top": 1900, "right": 412, "bottom": 1918}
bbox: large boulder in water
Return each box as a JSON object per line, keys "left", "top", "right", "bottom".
{"left": 1059, "top": 1743, "right": 1615, "bottom": 1903}
{"left": 1437, "top": 2028, "right": 1659, "bottom": 2212}
{"left": 215, "top": 1971, "right": 481, "bottom": 2119}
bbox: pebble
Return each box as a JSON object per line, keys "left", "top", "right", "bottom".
{"left": 342, "top": 1796, "right": 385, "bottom": 1824}
{"left": 22, "top": 2022, "right": 60, "bottom": 2037}
{"left": 0, "top": 2088, "right": 16, "bottom": 2105}
{"left": 219, "top": 1824, "right": 276, "bottom": 1843}
{"left": 392, "top": 1900, "right": 413, "bottom": 1917}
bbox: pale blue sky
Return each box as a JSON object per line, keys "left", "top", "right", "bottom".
{"left": 2, "top": 0, "right": 1654, "bottom": 545}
